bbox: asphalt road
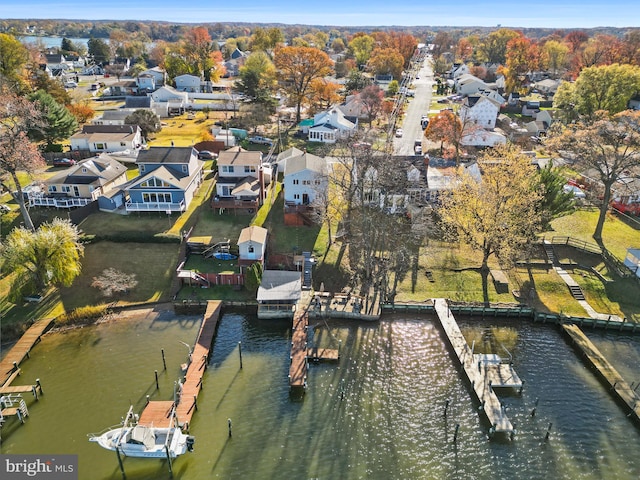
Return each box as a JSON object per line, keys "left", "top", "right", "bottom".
{"left": 393, "top": 55, "right": 435, "bottom": 156}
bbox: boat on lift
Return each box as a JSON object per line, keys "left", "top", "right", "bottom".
{"left": 89, "top": 406, "right": 194, "bottom": 458}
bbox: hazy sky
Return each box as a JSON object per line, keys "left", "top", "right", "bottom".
{"left": 2, "top": 0, "right": 639, "bottom": 29}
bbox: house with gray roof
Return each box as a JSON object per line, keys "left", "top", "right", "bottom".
{"left": 283, "top": 152, "right": 328, "bottom": 206}
{"left": 70, "top": 125, "right": 143, "bottom": 154}
{"left": 213, "top": 147, "right": 269, "bottom": 213}
{"left": 308, "top": 108, "right": 358, "bottom": 143}
{"left": 124, "top": 147, "right": 204, "bottom": 212}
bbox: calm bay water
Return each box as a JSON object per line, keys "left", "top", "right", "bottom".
{"left": 1, "top": 311, "right": 639, "bottom": 479}
{"left": 19, "top": 36, "right": 90, "bottom": 49}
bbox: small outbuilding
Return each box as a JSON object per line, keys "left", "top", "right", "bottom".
{"left": 257, "top": 270, "right": 302, "bottom": 319}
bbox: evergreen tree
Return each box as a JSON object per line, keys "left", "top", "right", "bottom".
{"left": 28, "top": 90, "right": 78, "bottom": 149}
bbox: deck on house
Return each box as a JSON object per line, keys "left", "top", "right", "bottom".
{"left": 138, "top": 300, "right": 222, "bottom": 431}
{"left": 0, "top": 318, "right": 54, "bottom": 386}
{"left": 433, "top": 298, "right": 520, "bottom": 435}
{"left": 563, "top": 323, "right": 640, "bottom": 423}
{"left": 289, "top": 310, "right": 308, "bottom": 389}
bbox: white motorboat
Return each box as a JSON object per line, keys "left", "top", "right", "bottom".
{"left": 89, "top": 406, "right": 194, "bottom": 458}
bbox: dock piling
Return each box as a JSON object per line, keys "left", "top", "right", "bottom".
{"left": 228, "top": 418, "right": 232, "bottom": 437}
{"left": 544, "top": 422, "right": 553, "bottom": 442}
{"left": 519, "top": 379, "right": 525, "bottom": 395}
{"left": 453, "top": 423, "right": 460, "bottom": 443}
{"left": 238, "top": 341, "right": 243, "bottom": 369}
{"left": 444, "top": 399, "right": 450, "bottom": 417}
{"left": 115, "top": 446, "right": 126, "bottom": 479}
{"left": 161, "top": 349, "right": 167, "bottom": 371}
{"left": 155, "top": 370, "right": 159, "bottom": 390}
{"left": 36, "top": 378, "right": 42, "bottom": 395}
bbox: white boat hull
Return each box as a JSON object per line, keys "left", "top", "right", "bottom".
{"left": 90, "top": 425, "right": 194, "bottom": 458}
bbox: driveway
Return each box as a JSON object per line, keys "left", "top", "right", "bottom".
{"left": 393, "top": 55, "right": 434, "bottom": 156}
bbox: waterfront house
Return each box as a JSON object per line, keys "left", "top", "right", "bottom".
{"left": 124, "top": 147, "right": 204, "bottom": 213}
{"left": 257, "top": 270, "right": 302, "bottom": 319}
{"left": 28, "top": 154, "right": 128, "bottom": 209}
{"left": 283, "top": 152, "right": 328, "bottom": 207}
{"left": 213, "top": 147, "right": 268, "bottom": 213}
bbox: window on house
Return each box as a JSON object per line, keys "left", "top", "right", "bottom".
{"left": 221, "top": 165, "right": 234, "bottom": 173}
{"left": 82, "top": 168, "right": 87, "bottom": 173}
{"left": 140, "top": 164, "right": 146, "bottom": 173}
{"left": 315, "top": 179, "right": 321, "bottom": 185}
{"left": 293, "top": 179, "right": 299, "bottom": 185}
{"left": 48, "top": 186, "right": 57, "bottom": 192}
{"left": 62, "top": 186, "right": 71, "bottom": 193}
{"left": 142, "top": 192, "right": 172, "bottom": 203}
{"left": 248, "top": 245, "right": 254, "bottom": 253}
{"left": 303, "top": 180, "right": 311, "bottom": 185}
{"left": 182, "top": 165, "right": 188, "bottom": 173}
{"left": 245, "top": 165, "right": 256, "bottom": 173}
{"left": 95, "top": 143, "right": 106, "bottom": 150}
{"left": 294, "top": 194, "right": 300, "bottom": 199}
{"left": 120, "top": 142, "right": 126, "bottom": 147}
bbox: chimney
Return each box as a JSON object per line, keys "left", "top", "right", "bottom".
{"left": 258, "top": 165, "right": 265, "bottom": 205}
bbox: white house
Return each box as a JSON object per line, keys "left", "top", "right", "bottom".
{"left": 455, "top": 74, "right": 488, "bottom": 97}
{"left": 237, "top": 225, "right": 268, "bottom": 270}
{"left": 213, "top": 147, "right": 268, "bottom": 212}
{"left": 136, "top": 74, "right": 156, "bottom": 92}
{"left": 283, "top": 152, "right": 328, "bottom": 206}
{"left": 461, "top": 129, "right": 507, "bottom": 147}
{"left": 70, "top": 125, "right": 143, "bottom": 154}
{"left": 447, "top": 63, "right": 470, "bottom": 79}
{"left": 308, "top": 108, "right": 358, "bottom": 143}
{"left": 150, "top": 86, "right": 189, "bottom": 103}
{"left": 175, "top": 74, "right": 201, "bottom": 92}
{"left": 459, "top": 95, "right": 502, "bottom": 130}
{"left": 92, "top": 109, "right": 136, "bottom": 126}
{"left": 141, "top": 67, "right": 166, "bottom": 86}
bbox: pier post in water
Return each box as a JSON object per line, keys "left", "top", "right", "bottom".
{"left": 453, "top": 423, "right": 460, "bottom": 443}
{"left": 545, "top": 422, "right": 553, "bottom": 442}
{"left": 36, "top": 378, "right": 43, "bottom": 395}
{"left": 155, "top": 370, "right": 159, "bottom": 390}
{"left": 115, "top": 447, "right": 126, "bottom": 479}
{"left": 228, "top": 418, "right": 232, "bottom": 437}
{"left": 161, "top": 349, "right": 167, "bottom": 370}
{"left": 238, "top": 341, "right": 243, "bottom": 369}
{"left": 444, "top": 399, "right": 450, "bottom": 417}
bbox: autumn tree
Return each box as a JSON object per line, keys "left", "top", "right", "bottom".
{"left": 546, "top": 110, "right": 640, "bottom": 241}
{"left": 344, "top": 69, "right": 371, "bottom": 94}
{"left": 368, "top": 47, "right": 404, "bottom": 80}
{"left": 389, "top": 32, "right": 418, "bottom": 68}
{"left": 308, "top": 78, "right": 342, "bottom": 114}
{"left": 431, "top": 31, "right": 453, "bottom": 59}
{"left": 358, "top": 85, "right": 384, "bottom": 127}
{"left": 424, "top": 110, "right": 468, "bottom": 164}
{"left": 28, "top": 90, "right": 78, "bottom": 149}
{"left": 439, "top": 145, "right": 542, "bottom": 298}
{"left": 553, "top": 63, "right": 640, "bottom": 117}
{"left": 348, "top": 34, "right": 375, "bottom": 67}
{"left": 541, "top": 40, "right": 569, "bottom": 77}
{"left": 479, "top": 28, "right": 520, "bottom": 64}
{"left": 1, "top": 218, "right": 84, "bottom": 299}
{"left": 502, "top": 35, "right": 540, "bottom": 93}
{"left": 183, "top": 26, "right": 225, "bottom": 82}
{"left": 0, "top": 90, "right": 44, "bottom": 231}
{"left": 0, "top": 33, "right": 29, "bottom": 87}
{"left": 274, "top": 46, "right": 333, "bottom": 123}
{"left": 67, "top": 102, "right": 95, "bottom": 124}
{"left": 250, "top": 27, "right": 284, "bottom": 57}
{"left": 235, "top": 51, "right": 277, "bottom": 108}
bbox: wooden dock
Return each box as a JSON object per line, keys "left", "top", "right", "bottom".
{"left": 289, "top": 309, "right": 308, "bottom": 390}
{"left": 307, "top": 347, "right": 339, "bottom": 362}
{"left": 563, "top": 324, "right": 640, "bottom": 423}
{"left": 433, "top": 298, "right": 521, "bottom": 436}
{"left": 0, "top": 318, "right": 54, "bottom": 386}
{"left": 138, "top": 300, "right": 222, "bottom": 431}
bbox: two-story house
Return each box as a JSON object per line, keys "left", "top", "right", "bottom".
{"left": 70, "top": 125, "right": 143, "bottom": 154}
{"left": 124, "top": 147, "right": 204, "bottom": 212}
{"left": 283, "top": 152, "right": 328, "bottom": 207}
{"left": 174, "top": 74, "right": 201, "bottom": 93}
{"left": 212, "top": 147, "right": 269, "bottom": 213}
{"left": 459, "top": 95, "right": 502, "bottom": 129}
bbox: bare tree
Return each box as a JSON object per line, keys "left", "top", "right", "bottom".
{"left": 91, "top": 268, "right": 139, "bottom": 297}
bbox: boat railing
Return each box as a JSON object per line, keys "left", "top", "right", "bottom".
{"left": 88, "top": 406, "right": 137, "bottom": 441}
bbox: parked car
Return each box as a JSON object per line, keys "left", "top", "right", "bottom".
{"left": 395, "top": 128, "right": 403, "bottom": 138}
{"left": 197, "top": 150, "right": 217, "bottom": 160}
{"left": 0, "top": 204, "right": 10, "bottom": 214}
{"left": 64, "top": 81, "right": 78, "bottom": 89}
{"left": 248, "top": 136, "right": 273, "bottom": 146}
{"left": 52, "top": 158, "right": 76, "bottom": 167}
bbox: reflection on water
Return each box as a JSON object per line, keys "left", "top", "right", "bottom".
{"left": 2, "top": 311, "right": 640, "bottom": 479}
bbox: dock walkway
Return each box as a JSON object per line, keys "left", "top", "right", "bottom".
{"left": 138, "top": 300, "right": 222, "bottom": 431}
{"left": 289, "top": 310, "right": 308, "bottom": 389}
{"left": 433, "top": 298, "right": 521, "bottom": 435}
{"left": 563, "top": 324, "right": 640, "bottom": 423}
{"left": 0, "top": 318, "right": 54, "bottom": 386}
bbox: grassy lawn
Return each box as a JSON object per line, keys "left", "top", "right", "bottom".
{"left": 78, "top": 211, "right": 181, "bottom": 239}
{"left": 174, "top": 284, "right": 254, "bottom": 302}
{"left": 547, "top": 208, "right": 640, "bottom": 260}
{"left": 58, "top": 241, "right": 179, "bottom": 310}
{"left": 150, "top": 113, "right": 216, "bottom": 147}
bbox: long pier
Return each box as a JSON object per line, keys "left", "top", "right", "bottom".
{"left": 433, "top": 298, "right": 522, "bottom": 436}
{"left": 0, "top": 318, "right": 54, "bottom": 386}
{"left": 289, "top": 310, "right": 308, "bottom": 390}
{"left": 562, "top": 324, "right": 640, "bottom": 423}
{"left": 138, "top": 300, "right": 222, "bottom": 431}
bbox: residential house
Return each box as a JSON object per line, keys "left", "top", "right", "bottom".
{"left": 534, "top": 78, "right": 560, "bottom": 96}
{"left": 522, "top": 100, "right": 541, "bottom": 117}
{"left": 283, "top": 152, "right": 328, "bottom": 207}
{"left": 257, "top": 270, "right": 302, "bottom": 319}
{"left": 459, "top": 94, "right": 502, "bottom": 130}
{"left": 213, "top": 146, "right": 268, "bottom": 213}
{"left": 455, "top": 74, "right": 488, "bottom": 97}
{"left": 507, "top": 92, "right": 521, "bottom": 107}
{"left": 237, "top": 225, "right": 268, "bottom": 270}
{"left": 461, "top": 129, "right": 507, "bottom": 147}
{"left": 150, "top": 86, "right": 189, "bottom": 116}
{"left": 91, "top": 109, "right": 135, "bottom": 126}
{"left": 308, "top": 108, "right": 358, "bottom": 143}
{"left": 525, "top": 110, "right": 553, "bottom": 136}
{"left": 273, "top": 147, "right": 305, "bottom": 173}
{"left": 175, "top": 74, "right": 201, "bottom": 93}
{"left": 136, "top": 74, "right": 156, "bottom": 93}
{"left": 446, "top": 63, "right": 470, "bottom": 80}
{"left": 140, "top": 67, "right": 166, "bottom": 87}
{"left": 29, "top": 154, "right": 128, "bottom": 209}
{"left": 124, "top": 147, "right": 204, "bottom": 212}
{"left": 337, "top": 94, "right": 370, "bottom": 123}
{"left": 45, "top": 53, "right": 73, "bottom": 72}
{"left": 110, "top": 80, "right": 139, "bottom": 96}
{"left": 70, "top": 125, "right": 143, "bottom": 154}
{"left": 224, "top": 48, "right": 248, "bottom": 77}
